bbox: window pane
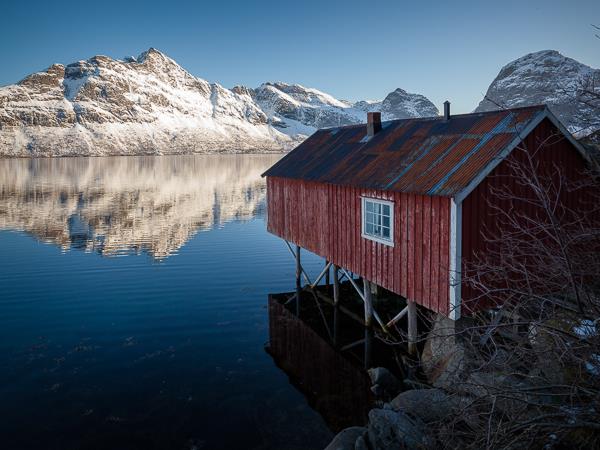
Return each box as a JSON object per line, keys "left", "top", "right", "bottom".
{"left": 363, "top": 198, "right": 394, "bottom": 243}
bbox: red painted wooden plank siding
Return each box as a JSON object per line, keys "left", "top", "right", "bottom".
{"left": 461, "top": 118, "right": 598, "bottom": 313}
{"left": 266, "top": 177, "right": 451, "bottom": 315}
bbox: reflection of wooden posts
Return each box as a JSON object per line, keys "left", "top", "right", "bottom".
{"left": 364, "top": 326, "right": 373, "bottom": 370}
{"left": 325, "top": 260, "right": 330, "bottom": 292}
{"left": 333, "top": 303, "right": 339, "bottom": 347}
{"left": 363, "top": 279, "right": 373, "bottom": 369}
{"left": 295, "top": 245, "right": 301, "bottom": 316}
{"left": 407, "top": 300, "right": 417, "bottom": 356}
{"left": 333, "top": 265, "right": 340, "bottom": 347}
{"left": 333, "top": 265, "right": 340, "bottom": 305}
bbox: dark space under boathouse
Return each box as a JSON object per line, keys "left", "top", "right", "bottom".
{"left": 262, "top": 103, "right": 597, "bottom": 356}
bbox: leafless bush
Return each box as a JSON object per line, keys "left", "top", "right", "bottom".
{"left": 428, "top": 140, "right": 600, "bottom": 450}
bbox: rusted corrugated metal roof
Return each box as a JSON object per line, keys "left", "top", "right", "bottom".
{"left": 263, "top": 105, "right": 548, "bottom": 196}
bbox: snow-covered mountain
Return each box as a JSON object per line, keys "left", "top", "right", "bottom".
{"left": 354, "top": 88, "right": 440, "bottom": 119}
{"left": 0, "top": 49, "right": 291, "bottom": 157}
{"left": 0, "top": 49, "right": 438, "bottom": 157}
{"left": 237, "top": 82, "right": 439, "bottom": 137}
{"left": 475, "top": 50, "right": 600, "bottom": 136}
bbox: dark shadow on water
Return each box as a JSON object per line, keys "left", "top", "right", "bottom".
{"left": 266, "top": 294, "right": 373, "bottom": 431}
{"left": 266, "top": 288, "right": 409, "bottom": 433}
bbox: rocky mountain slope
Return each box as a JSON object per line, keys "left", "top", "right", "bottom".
{"left": 475, "top": 50, "right": 600, "bottom": 136}
{"left": 0, "top": 49, "right": 438, "bottom": 157}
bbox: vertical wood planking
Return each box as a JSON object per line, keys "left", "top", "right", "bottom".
{"left": 266, "top": 177, "right": 455, "bottom": 315}
{"left": 430, "top": 196, "right": 440, "bottom": 312}
{"left": 407, "top": 194, "right": 415, "bottom": 302}
{"left": 422, "top": 196, "right": 432, "bottom": 309}
{"left": 400, "top": 193, "right": 408, "bottom": 298}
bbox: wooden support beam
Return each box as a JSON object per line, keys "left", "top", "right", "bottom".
{"left": 362, "top": 281, "right": 377, "bottom": 368}
{"left": 341, "top": 268, "right": 365, "bottom": 301}
{"left": 339, "top": 268, "right": 390, "bottom": 334}
{"left": 310, "top": 261, "right": 333, "bottom": 289}
{"left": 407, "top": 300, "right": 417, "bottom": 356}
{"left": 284, "top": 241, "right": 312, "bottom": 286}
{"left": 363, "top": 279, "right": 373, "bottom": 328}
{"left": 340, "top": 338, "right": 365, "bottom": 352}
{"left": 315, "top": 291, "right": 365, "bottom": 326}
{"left": 295, "top": 245, "right": 301, "bottom": 316}
{"left": 284, "top": 293, "right": 297, "bottom": 306}
{"left": 386, "top": 305, "right": 409, "bottom": 328}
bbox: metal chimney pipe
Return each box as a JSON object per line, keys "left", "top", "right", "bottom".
{"left": 367, "top": 112, "right": 382, "bottom": 137}
{"left": 443, "top": 101, "right": 450, "bottom": 120}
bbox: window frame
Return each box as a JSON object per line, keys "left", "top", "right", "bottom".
{"left": 361, "top": 196, "right": 394, "bottom": 247}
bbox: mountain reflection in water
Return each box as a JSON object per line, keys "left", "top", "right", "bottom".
{"left": 0, "top": 154, "right": 278, "bottom": 258}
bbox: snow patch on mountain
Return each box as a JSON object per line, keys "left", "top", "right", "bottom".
{"left": 475, "top": 50, "right": 600, "bottom": 136}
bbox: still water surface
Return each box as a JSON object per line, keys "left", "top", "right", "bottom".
{"left": 0, "top": 155, "right": 342, "bottom": 450}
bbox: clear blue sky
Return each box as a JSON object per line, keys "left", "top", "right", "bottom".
{"left": 1, "top": 0, "right": 598, "bottom": 113}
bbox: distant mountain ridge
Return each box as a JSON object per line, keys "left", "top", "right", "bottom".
{"left": 3, "top": 47, "right": 597, "bottom": 157}
{"left": 239, "top": 83, "right": 439, "bottom": 136}
{"left": 475, "top": 50, "right": 600, "bottom": 137}
{"left": 0, "top": 48, "right": 438, "bottom": 157}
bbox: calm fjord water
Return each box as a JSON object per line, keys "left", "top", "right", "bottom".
{"left": 0, "top": 155, "right": 334, "bottom": 450}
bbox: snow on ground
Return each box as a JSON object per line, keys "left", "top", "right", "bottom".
{"left": 573, "top": 318, "right": 597, "bottom": 338}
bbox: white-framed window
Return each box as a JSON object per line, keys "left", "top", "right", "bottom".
{"left": 361, "top": 197, "right": 394, "bottom": 246}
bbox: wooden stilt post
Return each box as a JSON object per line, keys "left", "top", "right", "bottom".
{"left": 295, "top": 245, "right": 301, "bottom": 316}
{"left": 332, "top": 265, "right": 340, "bottom": 347}
{"left": 407, "top": 300, "right": 417, "bottom": 356}
{"left": 363, "top": 279, "right": 373, "bottom": 369}
{"left": 363, "top": 279, "right": 373, "bottom": 327}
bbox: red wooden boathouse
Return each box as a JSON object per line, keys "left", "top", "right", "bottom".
{"left": 262, "top": 104, "right": 595, "bottom": 322}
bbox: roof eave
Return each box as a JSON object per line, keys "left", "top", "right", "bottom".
{"left": 453, "top": 107, "right": 597, "bottom": 204}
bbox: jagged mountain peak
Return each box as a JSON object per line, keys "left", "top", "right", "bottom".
{"left": 491, "top": 50, "right": 591, "bottom": 86}
{"left": 135, "top": 47, "right": 179, "bottom": 67}
{"left": 475, "top": 49, "right": 600, "bottom": 136}
{"left": 137, "top": 47, "right": 166, "bottom": 60}
{"left": 380, "top": 88, "right": 439, "bottom": 118}
{"left": 352, "top": 87, "right": 439, "bottom": 120}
